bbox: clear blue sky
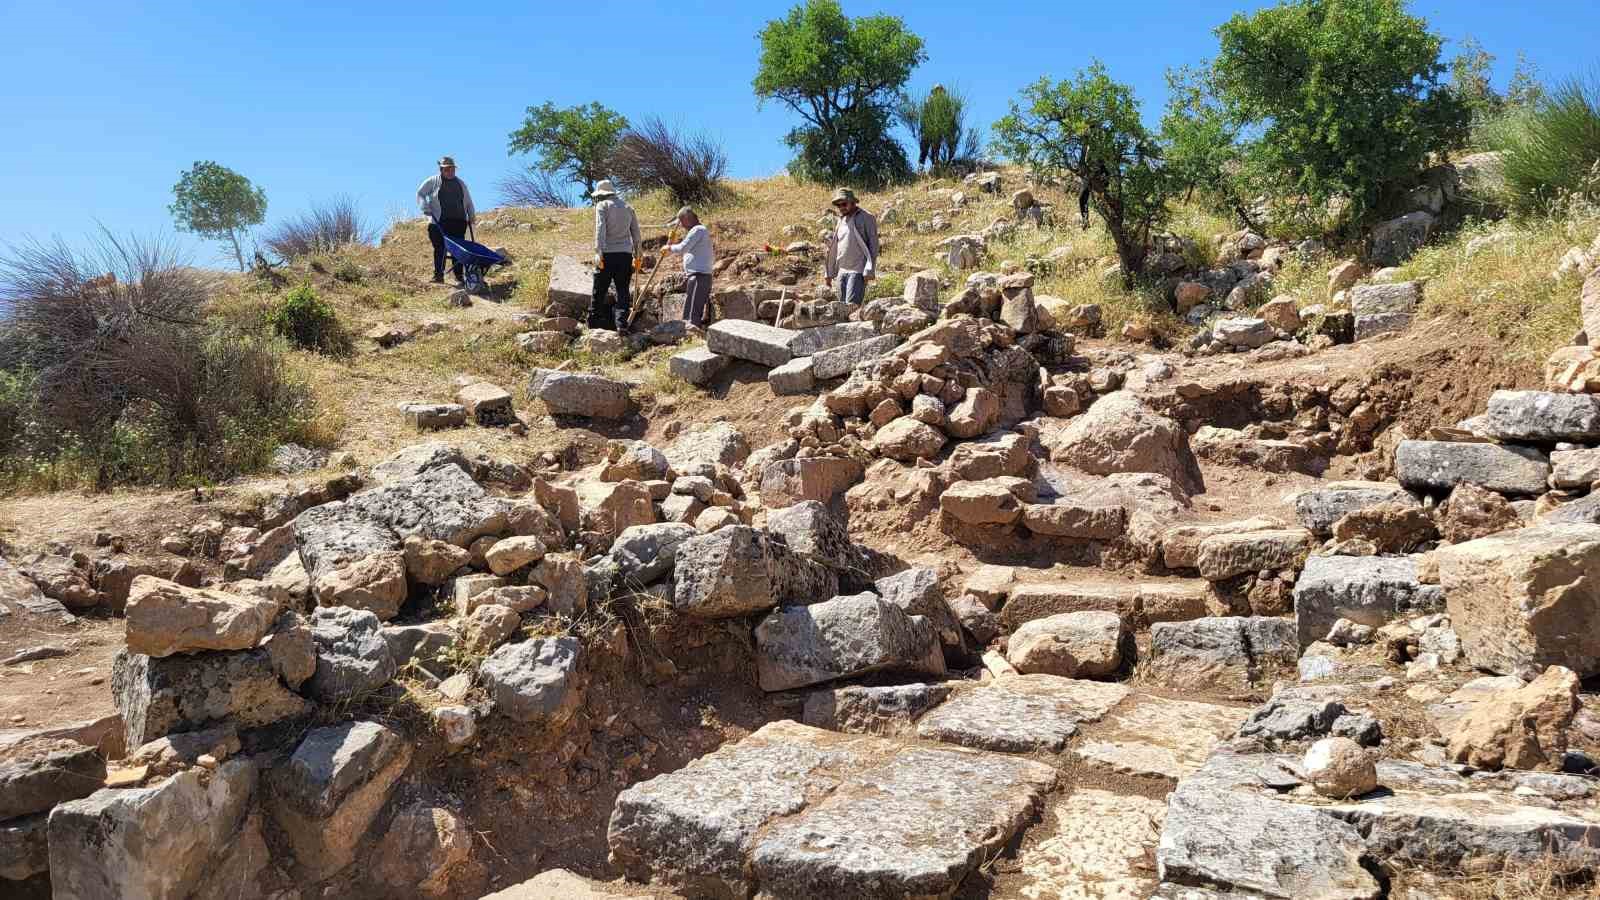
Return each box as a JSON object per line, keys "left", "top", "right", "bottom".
{"left": 0, "top": 0, "right": 1591, "bottom": 268}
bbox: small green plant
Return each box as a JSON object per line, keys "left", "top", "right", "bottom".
{"left": 266, "top": 283, "right": 350, "bottom": 355}
{"left": 333, "top": 259, "right": 364, "bottom": 284}
{"left": 1482, "top": 74, "right": 1600, "bottom": 215}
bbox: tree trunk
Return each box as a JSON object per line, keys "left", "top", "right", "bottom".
{"left": 228, "top": 230, "right": 246, "bottom": 272}
{"left": 1109, "top": 221, "right": 1146, "bottom": 290}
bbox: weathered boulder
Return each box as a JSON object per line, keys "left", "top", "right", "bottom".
{"left": 874, "top": 567, "right": 961, "bottom": 650}
{"left": 372, "top": 802, "right": 476, "bottom": 898}
{"left": 528, "top": 369, "right": 631, "bottom": 419}
{"left": 600, "top": 440, "right": 670, "bottom": 482}
{"left": 0, "top": 739, "right": 106, "bottom": 821}
{"left": 1213, "top": 317, "right": 1276, "bottom": 350}
{"left": 479, "top": 638, "right": 584, "bottom": 725}
{"left": 607, "top": 720, "right": 1057, "bottom": 899}
{"left": 291, "top": 501, "right": 401, "bottom": 583}
{"left": 766, "top": 501, "right": 868, "bottom": 580}
{"left": 306, "top": 606, "right": 397, "bottom": 704}
{"left": 915, "top": 675, "right": 1128, "bottom": 753}
{"left": 1349, "top": 281, "right": 1422, "bottom": 340}
{"left": 313, "top": 551, "right": 408, "bottom": 620}
{"left": 455, "top": 381, "right": 514, "bottom": 426}
{"left": 267, "top": 721, "right": 412, "bottom": 880}
{"left": 1330, "top": 502, "right": 1438, "bottom": 553}
{"left": 1482, "top": 389, "right": 1600, "bottom": 442}
{"left": 758, "top": 456, "right": 863, "bottom": 507}
{"left": 940, "top": 478, "right": 1025, "bottom": 525}
{"left": 671, "top": 526, "right": 839, "bottom": 618}
{"left": 403, "top": 536, "right": 471, "bottom": 586}
{"left": 1438, "top": 481, "right": 1523, "bottom": 543}
{"left": 1043, "top": 392, "right": 1203, "bottom": 495}
{"left": 461, "top": 603, "right": 521, "bottom": 654}
{"left": 0, "top": 813, "right": 48, "bottom": 881}
{"left": 1303, "top": 737, "right": 1377, "bottom": 799}
{"left": 669, "top": 347, "right": 728, "bottom": 385}
{"left": 1446, "top": 665, "right": 1579, "bottom": 771}
{"left": 1437, "top": 524, "right": 1600, "bottom": 676}
{"left": 113, "top": 648, "right": 312, "bottom": 748}
{"left": 1294, "top": 481, "right": 1417, "bottom": 537}
{"left": 1369, "top": 211, "right": 1433, "bottom": 266}
{"left": 1552, "top": 447, "right": 1600, "bottom": 490}
{"left": 1006, "top": 610, "right": 1128, "bottom": 678}
{"left": 1293, "top": 555, "right": 1443, "bottom": 649}
{"left": 544, "top": 255, "right": 594, "bottom": 317}
{"left": 1394, "top": 440, "right": 1550, "bottom": 496}
{"left": 1161, "top": 517, "right": 1284, "bottom": 571}
{"left": 124, "top": 576, "right": 278, "bottom": 658}
{"left": 49, "top": 759, "right": 257, "bottom": 900}
{"left": 347, "top": 464, "right": 508, "bottom": 547}
{"left": 608, "top": 523, "right": 697, "bottom": 586}
{"left": 1147, "top": 617, "right": 1298, "bottom": 692}
{"left": 484, "top": 535, "right": 546, "bottom": 576}
{"left": 576, "top": 479, "right": 656, "bottom": 544}
{"left": 870, "top": 417, "right": 947, "bottom": 462}
{"left": 1021, "top": 481, "right": 1127, "bottom": 539}
{"left": 753, "top": 593, "right": 945, "bottom": 691}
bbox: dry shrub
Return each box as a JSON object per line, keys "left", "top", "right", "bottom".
{"left": 499, "top": 169, "right": 576, "bottom": 208}
{"left": 0, "top": 234, "right": 321, "bottom": 490}
{"left": 262, "top": 196, "right": 372, "bottom": 260}
{"left": 607, "top": 117, "right": 729, "bottom": 206}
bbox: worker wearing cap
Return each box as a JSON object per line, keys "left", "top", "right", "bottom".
{"left": 663, "top": 206, "right": 714, "bottom": 329}
{"left": 823, "top": 188, "right": 879, "bottom": 305}
{"left": 417, "top": 156, "right": 476, "bottom": 285}
{"left": 591, "top": 179, "right": 641, "bottom": 332}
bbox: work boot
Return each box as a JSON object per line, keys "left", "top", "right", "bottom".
{"left": 430, "top": 273, "right": 444, "bottom": 284}
{"left": 614, "top": 309, "right": 631, "bottom": 335}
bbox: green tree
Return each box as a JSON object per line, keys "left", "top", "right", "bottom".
{"left": 1449, "top": 36, "right": 1502, "bottom": 123}
{"left": 993, "top": 62, "right": 1177, "bottom": 285}
{"left": 1160, "top": 65, "right": 1258, "bottom": 230}
{"left": 169, "top": 161, "right": 267, "bottom": 271}
{"left": 1211, "top": 0, "right": 1470, "bottom": 223}
{"left": 507, "top": 101, "right": 629, "bottom": 198}
{"left": 898, "top": 84, "right": 971, "bottom": 169}
{"left": 754, "top": 0, "right": 925, "bottom": 187}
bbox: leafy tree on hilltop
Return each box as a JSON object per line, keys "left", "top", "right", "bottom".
{"left": 507, "top": 101, "right": 628, "bottom": 199}
{"left": 1209, "top": 0, "right": 1470, "bottom": 223}
{"left": 754, "top": 0, "right": 925, "bottom": 187}
{"left": 994, "top": 62, "right": 1179, "bottom": 286}
{"left": 169, "top": 161, "right": 267, "bottom": 271}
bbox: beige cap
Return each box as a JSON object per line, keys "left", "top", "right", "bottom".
{"left": 592, "top": 179, "right": 618, "bottom": 198}
{"left": 831, "top": 187, "right": 858, "bottom": 205}
{"left": 437, "top": 156, "right": 457, "bottom": 167}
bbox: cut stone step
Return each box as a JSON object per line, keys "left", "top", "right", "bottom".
{"left": 705, "top": 319, "right": 798, "bottom": 367}
{"left": 998, "top": 788, "right": 1168, "bottom": 900}
{"left": 913, "top": 674, "right": 1128, "bottom": 753}
{"left": 1072, "top": 693, "right": 1247, "bottom": 782}
{"left": 607, "top": 719, "right": 1057, "bottom": 899}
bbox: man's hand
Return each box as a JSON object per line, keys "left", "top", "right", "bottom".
{"left": 595, "top": 254, "right": 604, "bottom": 270}
{"left": 864, "top": 273, "right": 876, "bottom": 282}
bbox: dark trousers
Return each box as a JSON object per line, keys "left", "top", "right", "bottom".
{"left": 591, "top": 251, "right": 634, "bottom": 331}
{"left": 683, "top": 273, "right": 712, "bottom": 328}
{"left": 428, "top": 218, "right": 469, "bottom": 281}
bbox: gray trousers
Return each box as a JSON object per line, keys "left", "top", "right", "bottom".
{"left": 837, "top": 272, "right": 867, "bottom": 304}
{"left": 683, "top": 273, "right": 712, "bottom": 327}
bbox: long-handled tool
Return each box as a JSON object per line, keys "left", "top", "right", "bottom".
{"left": 626, "top": 230, "right": 675, "bottom": 328}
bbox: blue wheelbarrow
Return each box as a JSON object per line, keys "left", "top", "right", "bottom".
{"left": 436, "top": 219, "right": 509, "bottom": 295}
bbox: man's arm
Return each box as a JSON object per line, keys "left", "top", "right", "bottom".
{"left": 462, "top": 180, "right": 475, "bottom": 223}
{"left": 629, "top": 209, "right": 641, "bottom": 256}
{"left": 416, "top": 176, "right": 436, "bottom": 216}
{"left": 594, "top": 202, "right": 605, "bottom": 255}
{"left": 861, "top": 213, "right": 880, "bottom": 277}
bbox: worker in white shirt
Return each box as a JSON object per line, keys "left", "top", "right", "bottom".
{"left": 663, "top": 206, "right": 714, "bottom": 329}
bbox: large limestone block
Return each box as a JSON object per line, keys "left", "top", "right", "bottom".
{"left": 346, "top": 464, "right": 508, "bottom": 547}
{"left": 1006, "top": 610, "right": 1128, "bottom": 678}
{"left": 0, "top": 739, "right": 107, "bottom": 820}
{"left": 528, "top": 369, "right": 632, "bottom": 419}
{"left": 1043, "top": 392, "right": 1203, "bottom": 495}
{"left": 267, "top": 721, "right": 412, "bottom": 880}
{"left": 1147, "top": 617, "right": 1298, "bottom": 693}
{"left": 607, "top": 720, "right": 1057, "bottom": 898}
{"left": 112, "top": 648, "right": 312, "bottom": 748}
{"left": 1437, "top": 523, "right": 1600, "bottom": 676}
{"left": 1195, "top": 528, "right": 1314, "bottom": 581}
{"left": 671, "top": 526, "right": 838, "bottom": 618}
{"left": 479, "top": 637, "right": 584, "bottom": 725}
{"left": 124, "top": 575, "right": 278, "bottom": 657}
{"left": 914, "top": 675, "right": 1129, "bottom": 753}
{"left": 1292, "top": 555, "right": 1443, "bottom": 649}
{"left": 754, "top": 593, "right": 945, "bottom": 691}
{"left": 706, "top": 319, "right": 797, "bottom": 367}
{"left": 1293, "top": 481, "right": 1416, "bottom": 537}
{"left": 49, "top": 759, "right": 257, "bottom": 900}
{"left": 1483, "top": 389, "right": 1600, "bottom": 442}
{"left": 1394, "top": 440, "right": 1550, "bottom": 496}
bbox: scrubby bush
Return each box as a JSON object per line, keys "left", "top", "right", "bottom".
{"left": 0, "top": 235, "right": 321, "bottom": 490}
{"left": 606, "top": 118, "right": 729, "bottom": 206}
{"left": 898, "top": 84, "right": 980, "bottom": 171}
{"left": 499, "top": 169, "right": 576, "bottom": 208}
{"left": 261, "top": 196, "right": 371, "bottom": 260}
{"left": 1482, "top": 74, "right": 1600, "bottom": 215}
{"left": 266, "top": 283, "right": 350, "bottom": 355}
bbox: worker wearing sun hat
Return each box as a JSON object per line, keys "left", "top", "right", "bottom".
{"left": 591, "top": 179, "right": 641, "bottom": 332}
{"left": 822, "top": 187, "right": 878, "bottom": 305}
{"left": 417, "top": 156, "right": 476, "bottom": 285}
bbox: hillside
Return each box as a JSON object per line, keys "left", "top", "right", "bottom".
{"left": 3, "top": 164, "right": 1600, "bottom": 899}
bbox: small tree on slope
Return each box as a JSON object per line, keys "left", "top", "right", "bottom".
{"left": 169, "top": 161, "right": 267, "bottom": 272}
{"left": 994, "top": 63, "right": 1179, "bottom": 287}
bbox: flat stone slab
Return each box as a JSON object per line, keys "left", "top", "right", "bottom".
{"left": 812, "top": 334, "right": 902, "bottom": 380}
{"left": 607, "top": 720, "right": 1057, "bottom": 899}
{"left": 1394, "top": 440, "right": 1550, "bottom": 497}
{"left": 1483, "top": 389, "right": 1600, "bottom": 443}
{"left": 787, "top": 321, "right": 879, "bottom": 357}
{"left": 998, "top": 581, "right": 1140, "bottom": 632}
{"left": 914, "top": 674, "right": 1129, "bottom": 753}
{"left": 1008, "top": 789, "right": 1168, "bottom": 900}
{"left": 1293, "top": 481, "right": 1416, "bottom": 537}
{"left": 706, "top": 319, "right": 797, "bottom": 367}
{"left": 801, "top": 683, "right": 952, "bottom": 736}
{"left": 1074, "top": 693, "right": 1246, "bottom": 782}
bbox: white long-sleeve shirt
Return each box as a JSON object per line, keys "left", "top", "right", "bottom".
{"left": 416, "top": 175, "right": 476, "bottom": 222}
{"left": 594, "top": 198, "right": 641, "bottom": 254}
{"left": 669, "top": 224, "right": 713, "bottom": 274}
